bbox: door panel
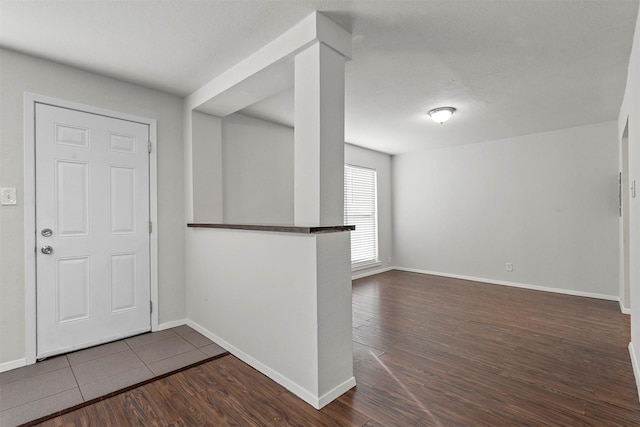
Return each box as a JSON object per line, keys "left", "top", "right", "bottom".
{"left": 36, "top": 103, "right": 151, "bottom": 359}
{"left": 56, "top": 257, "right": 90, "bottom": 323}
{"left": 110, "top": 253, "right": 137, "bottom": 312}
{"left": 56, "top": 160, "right": 89, "bottom": 236}
{"left": 109, "top": 165, "right": 137, "bottom": 233}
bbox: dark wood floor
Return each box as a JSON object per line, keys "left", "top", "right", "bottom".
{"left": 36, "top": 271, "right": 640, "bottom": 426}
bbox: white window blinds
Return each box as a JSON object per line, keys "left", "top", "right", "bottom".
{"left": 344, "top": 164, "right": 378, "bottom": 268}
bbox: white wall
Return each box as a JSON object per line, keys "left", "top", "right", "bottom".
{"left": 345, "top": 144, "right": 394, "bottom": 277}
{"left": 393, "top": 121, "right": 620, "bottom": 298}
{"left": 618, "top": 5, "right": 640, "bottom": 396}
{"left": 185, "top": 227, "right": 354, "bottom": 408}
{"left": 0, "top": 48, "right": 185, "bottom": 366}
{"left": 222, "top": 113, "right": 294, "bottom": 224}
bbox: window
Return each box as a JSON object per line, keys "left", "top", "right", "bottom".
{"left": 344, "top": 164, "right": 379, "bottom": 269}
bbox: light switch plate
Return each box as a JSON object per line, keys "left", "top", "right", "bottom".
{"left": 0, "top": 188, "right": 17, "bottom": 205}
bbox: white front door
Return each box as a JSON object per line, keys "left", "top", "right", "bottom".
{"left": 35, "top": 103, "right": 151, "bottom": 359}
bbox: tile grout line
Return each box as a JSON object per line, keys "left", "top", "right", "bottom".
{"left": 132, "top": 334, "right": 198, "bottom": 367}
{"left": 0, "top": 388, "right": 81, "bottom": 423}
{"left": 65, "top": 355, "right": 86, "bottom": 402}
{"left": 0, "top": 358, "right": 78, "bottom": 413}
{"left": 0, "top": 360, "right": 68, "bottom": 388}
{"left": 69, "top": 332, "right": 200, "bottom": 402}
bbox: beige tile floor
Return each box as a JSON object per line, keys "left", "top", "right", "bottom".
{"left": 0, "top": 325, "right": 227, "bottom": 427}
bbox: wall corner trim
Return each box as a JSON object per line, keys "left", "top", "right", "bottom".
{"left": 317, "top": 376, "right": 357, "bottom": 409}
{"left": 629, "top": 342, "right": 640, "bottom": 401}
{"left": 620, "top": 301, "right": 632, "bottom": 315}
{"left": 158, "top": 319, "right": 188, "bottom": 331}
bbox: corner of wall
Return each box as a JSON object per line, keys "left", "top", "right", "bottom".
{"left": 629, "top": 342, "right": 640, "bottom": 400}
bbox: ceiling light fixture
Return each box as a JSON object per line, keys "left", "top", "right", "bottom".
{"left": 428, "top": 107, "right": 456, "bottom": 124}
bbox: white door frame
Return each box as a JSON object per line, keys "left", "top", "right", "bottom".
{"left": 23, "top": 93, "right": 159, "bottom": 365}
{"left": 621, "top": 117, "right": 631, "bottom": 314}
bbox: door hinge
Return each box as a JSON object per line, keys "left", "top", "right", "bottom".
{"left": 149, "top": 220, "right": 152, "bottom": 234}
{"left": 148, "top": 141, "right": 152, "bottom": 153}
{"left": 150, "top": 301, "right": 153, "bottom": 314}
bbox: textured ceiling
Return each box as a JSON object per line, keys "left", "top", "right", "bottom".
{"left": 1, "top": 0, "right": 638, "bottom": 154}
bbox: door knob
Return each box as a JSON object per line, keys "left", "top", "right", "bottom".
{"left": 41, "top": 246, "right": 53, "bottom": 255}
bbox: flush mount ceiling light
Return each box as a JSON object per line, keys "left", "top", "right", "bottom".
{"left": 428, "top": 107, "right": 456, "bottom": 124}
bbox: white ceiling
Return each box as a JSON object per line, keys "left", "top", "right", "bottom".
{"left": 1, "top": 0, "right": 638, "bottom": 154}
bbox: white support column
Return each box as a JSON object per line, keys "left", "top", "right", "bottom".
{"left": 294, "top": 42, "right": 346, "bottom": 226}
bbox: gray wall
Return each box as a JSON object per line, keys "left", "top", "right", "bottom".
{"left": 222, "top": 114, "right": 294, "bottom": 224}
{"left": 192, "top": 111, "right": 223, "bottom": 222}
{"left": 392, "top": 121, "right": 620, "bottom": 297}
{"left": 0, "top": 48, "right": 185, "bottom": 365}
{"left": 618, "top": 4, "right": 640, "bottom": 386}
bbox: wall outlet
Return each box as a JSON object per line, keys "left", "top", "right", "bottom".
{"left": 506, "top": 262, "right": 513, "bottom": 272}
{"left": 0, "top": 188, "right": 17, "bottom": 205}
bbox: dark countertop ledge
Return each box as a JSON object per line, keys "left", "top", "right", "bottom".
{"left": 187, "top": 223, "right": 355, "bottom": 234}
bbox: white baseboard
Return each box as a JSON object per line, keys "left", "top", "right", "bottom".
{"left": 352, "top": 266, "right": 394, "bottom": 280}
{"left": 183, "top": 320, "right": 225, "bottom": 348}
{"left": 0, "top": 358, "right": 26, "bottom": 373}
{"left": 394, "top": 267, "right": 619, "bottom": 301}
{"left": 317, "top": 376, "right": 357, "bottom": 409}
{"left": 185, "top": 319, "right": 350, "bottom": 409}
{"left": 620, "top": 301, "right": 632, "bottom": 315}
{"left": 629, "top": 342, "right": 640, "bottom": 401}
{"left": 158, "top": 319, "right": 187, "bottom": 331}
